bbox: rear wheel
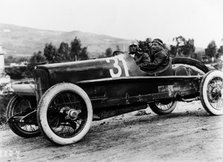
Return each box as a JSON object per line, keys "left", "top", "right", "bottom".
{"left": 149, "top": 100, "right": 177, "bottom": 115}
{"left": 200, "top": 70, "right": 223, "bottom": 115}
{"left": 37, "top": 83, "right": 93, "bottom": 145}
{"left": 166, "top": 57, "right": 209, "bottom": 114}
{"left": 6, "top": 95, "right": 40, "bottom": 138}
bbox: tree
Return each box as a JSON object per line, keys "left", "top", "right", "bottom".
{"left": 217, "top": 45, "right": 223, "bottom": 59}
{"left": 79, "top": 47, "right": 89, "bottom": 60}
{"left": 181, "top": 39, "right": 195, "bottom": 57}
{"left": 58, "top": 42, "right": 70, "bottom": 61}
{"left": 43, "top": 43, "right": 58, "bottom": 63}
{"left": 70, "top": 37, "right": 82, "bottom": 61}
{"left": 172, "top": 36, "right": 195, "bottom": 57}
{"left": 205, "top": 41, "right": 217, "bottom": 59}
{"left": 43, "top": 37, "right": 88, "bottom": 62}
{"left": 105, "top": 48, "right": 112, "bottom": 57}
{"left": 29, "top": 51, "right": 46, "bottom": 66}
{"left": 27, "top": 51, "right": 46, "bottom": 77}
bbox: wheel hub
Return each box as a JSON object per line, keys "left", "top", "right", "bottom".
{"left": 60, "top": 106, "right": 81, "bottom": 120}
{"left": 67, "top": 109, "right": 81, "bottom": 120}
{"left": 211, "top": 87, "right": 222, "bottom": 101}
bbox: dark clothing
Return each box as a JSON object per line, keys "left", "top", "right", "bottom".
{"left": 133, "top": 52, "right": 151, "bottom": 67}
{"left": 139, "top": 48, "right": 169, "bottom": 72}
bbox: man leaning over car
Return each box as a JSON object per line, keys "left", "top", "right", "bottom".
{"left": 139, "top": 39, "right": 169, "bottom": 73}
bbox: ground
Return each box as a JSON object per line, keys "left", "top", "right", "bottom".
{"left": 1, "top": 101, "right": 223, "bottom": 162}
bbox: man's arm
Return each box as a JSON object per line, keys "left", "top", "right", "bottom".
{"left": 139, "top": 52, "right": 166, "bottom": 71}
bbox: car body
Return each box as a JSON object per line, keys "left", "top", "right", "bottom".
{"left": 6, "top": 53, "right": 223, "bottom": 145}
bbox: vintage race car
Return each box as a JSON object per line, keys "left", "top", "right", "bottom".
{"left": 6, "top": 52, "right": 223, "bottom": 145}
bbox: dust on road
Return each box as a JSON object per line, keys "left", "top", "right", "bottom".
{"left": 1, "top": 101, "right": 223, "bottom": 162}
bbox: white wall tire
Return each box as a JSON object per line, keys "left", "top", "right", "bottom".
{"left": 37, "top": 83, "right": 93, "bottom": 145}
{"left": 200, "top": 70, "right": 223, "bottom": 115}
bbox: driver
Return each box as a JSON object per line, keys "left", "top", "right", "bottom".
{"left": 129, "top": 43, "right": 151, "bottom": 67}
{"left": 139, "top": 39, "right": 169, "bottom": 72}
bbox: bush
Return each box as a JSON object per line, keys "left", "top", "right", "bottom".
{"left": 5, "top": 66, "right": 30, "bottom": 79}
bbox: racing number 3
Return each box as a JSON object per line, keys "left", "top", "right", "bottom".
{"left": 106, "top": 57, "right": 129, "bottom": 77}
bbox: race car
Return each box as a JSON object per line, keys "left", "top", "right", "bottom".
{"left": 6, "top": 52, "right": 223, "bottom": 145}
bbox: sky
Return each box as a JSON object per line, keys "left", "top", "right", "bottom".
{"left": 0, "top": 0, "right": 223, "bottom": 48}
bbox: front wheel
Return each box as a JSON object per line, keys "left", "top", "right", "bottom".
{"left": 37, "top": 83, "right": 93, "bottom": 145}
{"left": 200, "top": 70, "right": 223, "bottom": 115}
{"left": 149, "top": 100, "right": 177, "bottom": 115}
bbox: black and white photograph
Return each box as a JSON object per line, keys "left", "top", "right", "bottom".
{"left": 1, "top": 0, "right": 223, "bottom": 161}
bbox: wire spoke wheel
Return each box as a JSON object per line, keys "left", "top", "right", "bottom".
{"left": 149, "top": 100, "right": 177, "bottom": 115}
{"left": 37, "top": 83, "right": 93, "bottom": 145}
{"left": 47, "top": 91, "right": 88, "bottom": 138}
{"left": 6, "top": 95, "right": 40, "bottom": 138}
{"left": 156, "top": 102, "right": 175, "bottom": 110}
{"left": 200, "top": 70, "right": 223, "bottom": 115}
{"left": 207, "top": 77, "right": 223, "bottom": 110}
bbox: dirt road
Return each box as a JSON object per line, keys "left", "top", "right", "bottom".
{"left": 1, "top": 101, "right": 223, "bottom": 162}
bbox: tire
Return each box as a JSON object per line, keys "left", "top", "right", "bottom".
{"left": 6, "top": 95, "right": 40, "bottom": 138}
{"left": 149, "top": 100, "right": 177, "bottom": 115}
{"left": 37, "top": 83, "right": 93, "bottom": 145}
{"left": 149, "top": 58, "right": 208, "bottom": 115}
{"left": 172, "top": 57, "right": 209, "bottom": 75}
{"left": 200, "top": 70, "right": 223, "bottom": 115}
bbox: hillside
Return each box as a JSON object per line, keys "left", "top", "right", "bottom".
{"left": 0, "top": 23, "right": 131, "bottom": 58}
